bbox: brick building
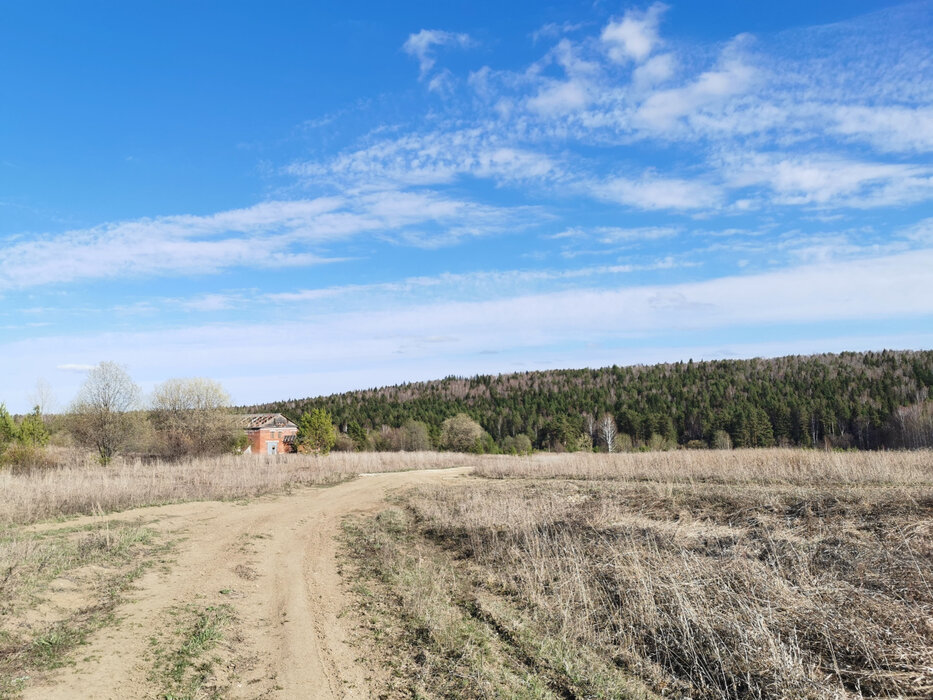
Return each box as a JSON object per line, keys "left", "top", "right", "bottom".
{"left": 238, "top": 413, "right": 298, "bottom": 454}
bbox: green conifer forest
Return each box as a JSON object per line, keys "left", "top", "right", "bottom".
{"left": 249, "top": 350, "right": 933, "bottom": 451}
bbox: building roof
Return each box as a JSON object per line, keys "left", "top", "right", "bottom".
{"left": 236, "top": 413, "right": 298, "bottom": 430}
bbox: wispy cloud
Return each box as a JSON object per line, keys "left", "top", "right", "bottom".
{"left": 403, "top": 29, "right": 473, "bottom": 78}
{"left": 723, "top": 153, "right": 933, "bottom": 208}
{"left": 595, "top": 175, "right": 722, "bottom": 210}
{"left": 830, "top": 105, "right": 933, "bottom": 153}
{"left": 260, "top": 260, "right": 697, "bottom": 307}
{"left": 7, "top": 249, "right": 932, "bottom": 408}
{"left": 632, "top": 45, "right": 755, "bottom": 131}
{"left": 601, "top": 3, "right": 668, "bottom": 64}
{"left": 0, "top": 192, "right": 542, "bottom": 289}
{"left": 288, "top": 128, "right": 561, "bottom": 189}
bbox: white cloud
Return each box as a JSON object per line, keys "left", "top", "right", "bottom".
{"left": 289, "top": 128, "right": 560, "bottom": 188}
{"left": 531, "top": 21, "right": 586, "bottom": 44}
{"left": 725, "top": 153, "right": 933, "bottom": 207}
{"left": 403, "top": 29, "right": 473, "bottom": 79}
{"left": 632, "top": 52, "right": 676, "bottom": 87}
{"left": 179, "top": 293, "right": 241, "bottom": 312}
{"left": 6, "top": 249, "right": 932, "bottom": 411}
{"left": 601, "top": 3, "right": 667, "bottom": 64}
{"left": 902, "top": 217, "right": 933, "bottom": 244}
{"left": 596, "top": 175, "right": 722, "bottom": 210}
{"left": 831, "top": 105, "right": 933, "bottom": 153}
{"left": 594, "top": 226, "right": 681, "bottom": 242}
{"left": 634, "top": 52, "right": 755, "bottom": 130}
{"left": 260, "top": 261, "right": 695, "bottom": 307}
{"left": 0, "top": 209, "right": 309, "bottom": 290}
{"left": 528, "top": 79, "right": 589, "bottom": 115}
{"left": 0, "top": 193, "right": 541, "bottom": 289}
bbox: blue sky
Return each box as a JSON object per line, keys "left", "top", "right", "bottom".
{"left": 2, "top": 1, "right": 932, "bottom": 412}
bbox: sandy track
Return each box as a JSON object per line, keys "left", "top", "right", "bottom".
{"left": 24, "top": 466, "right": 472, "bottom": 699}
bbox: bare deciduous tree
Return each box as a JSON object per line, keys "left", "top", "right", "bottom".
{"left": 29, "top": 379, "right": 57, "bottom": 417}
{"left": 400, "top": 419, "right": 432, "bottom": 451}
{"left": 150, "top": 377, "right": 237, "bottom": 457}
{"left": 599, "top": 413, "right": 617, "bottom": 453}
{"left": 584, "top": 412, "right": 596, "bottom": 442}
{"left": 68, "top": 362, "right": 142, "bottom": 464}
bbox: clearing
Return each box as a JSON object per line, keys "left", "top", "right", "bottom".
{"left": 5, "top": 449, "right": 931, "bottom": 699}
{"left": 16, "top": 466, "right": 473, "bottom": 699}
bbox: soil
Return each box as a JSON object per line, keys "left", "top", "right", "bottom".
{"left": 21, "top": 466, "right": 472, "bottom": 699}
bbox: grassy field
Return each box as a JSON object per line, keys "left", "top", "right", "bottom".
{"left": 342, "top": 449, "right": 933, "bottom": 699}
{"left": 0, "top": 450, "right": 491, "bottom": 696}
{"left": 3, "top": 448, "right": 931, "bottom": 698}
{"left": 0, "top": 449, "right": 498, "bottom": 526}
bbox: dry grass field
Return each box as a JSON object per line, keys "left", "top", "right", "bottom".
{"left": 0, "top": 450, "right": 490, "bottom": 697}
{"left": 0, "top": 449, "right": 496, "bottom": 526}
{"left": 342, "top": 449, "right": 933, "bottom": 699}
{"left": 3, "top": 448, "right": 931, "bottom": 698}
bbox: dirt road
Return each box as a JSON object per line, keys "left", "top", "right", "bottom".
{"left": 24, "top": 466, "right": 473, "bottom": 699}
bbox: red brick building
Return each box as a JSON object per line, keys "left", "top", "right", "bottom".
{"left": 238, "top": 413, "right": 298, "bottom": 454}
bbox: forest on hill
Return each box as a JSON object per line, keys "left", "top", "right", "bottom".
{"left": 251, "top": 350, "right": 933, "bottom": 451}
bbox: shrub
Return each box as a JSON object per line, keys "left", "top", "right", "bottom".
{"left": 712, "top": 429, "right": 733, "bottom": 450}
{"left": 440, "top": 414, "right": 485, "bottom": 452}
{"left": 332, "top": 433, "right": 356, "bottom": 452}
{"left": 2, "top": 443, "right": 57, "bottom": 473}
{"left": 500, "top": 434, "right": 533, "bottom": 455}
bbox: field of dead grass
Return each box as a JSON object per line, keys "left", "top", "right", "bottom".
{"left": 0, "top": 449, "right": 497, "bottom": 526}
{"left": 0, "top": 450, "right": 492, "bottom": 697}
{"left": 473, "top": 447, "right": 933, "bottom": 485}
{"left": 343, "top": 449, "right": 933, "bottom": 699}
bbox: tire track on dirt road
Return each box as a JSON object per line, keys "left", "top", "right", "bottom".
{"left": 23, "top": 466, "right": 473, "bottom": 699}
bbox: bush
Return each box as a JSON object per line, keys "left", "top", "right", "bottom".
{"left": 615, "top": 433, "right": 634, "bottom": 452}
{"left": 500, "top": 434, "right": 533, "bottom": 455}
{"left": 332, "top": 433, "right": 356, "bottom": 452}
{"left": 440, "top": 414, "right": 485, "bottom": 452}
{"left": 712, "top": 429, "right": 733, "bottom": 450}
{"left": 647, "top": 432, "right": 676, "bottom": 451}
{"left": 1, "top": 443, "right": 57, "bottom": 473}
{"left": 400, "top": 420, "right": 432, "bottom": 451}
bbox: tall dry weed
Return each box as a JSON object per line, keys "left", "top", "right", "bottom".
{"left": 400, "top": 454, "right": 933, "bottom": 699}
{"left": 0, "top": 450, "right": 495, "bottom": 525}
{"left": 474, "top": 448, "right": 933, "bottom": 486}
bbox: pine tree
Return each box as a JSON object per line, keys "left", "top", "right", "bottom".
{"left": 297, "top": 409, "right": 336, "bottom": 455}
{"left": 17, "top": 406, "right": 50, "bottom": 448}
{"left": 0, "top": 403, "right": 17, "bottom": 447}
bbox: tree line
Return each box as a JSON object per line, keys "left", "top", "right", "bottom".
{"left": 4, "top": 350, "right": 932, "bottom": 467}
{"left": 0, "top": 362, "right": 247, "bottom": 468}
{"left": 250, "top": 350, "right": 933, "bottom": 452}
